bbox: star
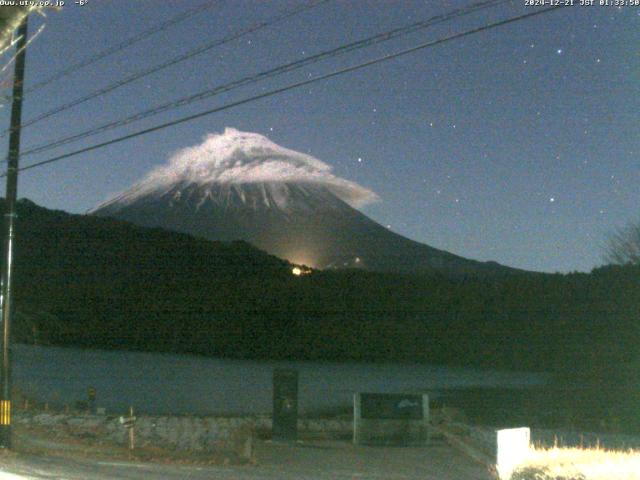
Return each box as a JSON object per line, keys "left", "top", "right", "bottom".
{"left": 357, "top": 157, "right": 363, "bottom": 163}
{"left": 549, "top": 197, "right": 555, "bottom": 203}
{"left": 556, "top": 49, "right": 563, "bottom": 55}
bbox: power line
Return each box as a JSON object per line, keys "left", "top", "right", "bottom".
{"left": 7, "top": 4, "right": 567, "bottom": 177}
{"left": 20, "top": 0, "right": 509, "bottom": 158}
{"left": 2, "top": 0, "right": 330, "bottom": 139}
{"left": 23, "top": 0, "right": 218, "bottom": 95}
{"left": 21, "top": 0, "right": 505, "bottom": 157}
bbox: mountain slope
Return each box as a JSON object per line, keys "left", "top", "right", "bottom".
{"left": 92, "top": 128, "right": 516, "bottom": 275}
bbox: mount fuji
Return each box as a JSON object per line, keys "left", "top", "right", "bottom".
{"left": 91, "top": 128, "right": 514, "bottom": 275}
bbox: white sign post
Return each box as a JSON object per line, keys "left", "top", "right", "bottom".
{"left": 496, "top": 427, "right": 531, "bottom": 479}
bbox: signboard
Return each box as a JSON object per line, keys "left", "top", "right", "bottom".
{"left": 360, "top": 393, "right": 424, "bottom": 420}
{"left": 354, "top": 393, "right": 429, "bottom": 446}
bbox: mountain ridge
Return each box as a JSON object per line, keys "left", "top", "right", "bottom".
{"left": 91, "top": 129, "right": 521, "bottom": 275}
{"left": 3, "top": 197, "right": 639, "bottom": 377}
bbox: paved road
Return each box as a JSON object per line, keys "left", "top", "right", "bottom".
{"left": 0, "top": 440, "right": 494, "bottom": 480}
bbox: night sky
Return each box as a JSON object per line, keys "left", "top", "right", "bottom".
{"left": 1, "top": 0, "right": 638, "bottom": 273}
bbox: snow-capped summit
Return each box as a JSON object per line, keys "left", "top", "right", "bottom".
{"left": 91, "top": 128, "right": 512, "bottom": 274}
{"left": 97, "top": 128, "right": 378, "bottom": 211}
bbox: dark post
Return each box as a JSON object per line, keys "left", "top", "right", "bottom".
{"left": 0, "top": 15, "right": 28, "bottom": 449}
{"left": 272, "top": 369, "right": 298, "bottom": 441}
{"left": 87, "top": 386, "right": 96, "bottom": 414}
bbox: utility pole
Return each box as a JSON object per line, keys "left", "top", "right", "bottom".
{"left": 0, "top": 15, "right": 28, "bottom": 449}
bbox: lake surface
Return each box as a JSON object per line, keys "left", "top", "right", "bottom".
{"left": 13, "top": 344, "right": 546, "bottom": 416}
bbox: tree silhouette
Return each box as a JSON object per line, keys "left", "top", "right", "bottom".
{"left": 604, "top": 221, "right": 640, "bottom": 265}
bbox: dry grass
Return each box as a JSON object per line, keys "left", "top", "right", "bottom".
{"left": 511, "top": 445, "right": 640, "bottom": 480}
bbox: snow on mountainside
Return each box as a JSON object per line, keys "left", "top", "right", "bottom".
{"left": 91, "top": 128, "right": 515, "bottom": 274}
{"left": 96, "top": 128, "right": 378, "bottom": 211}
